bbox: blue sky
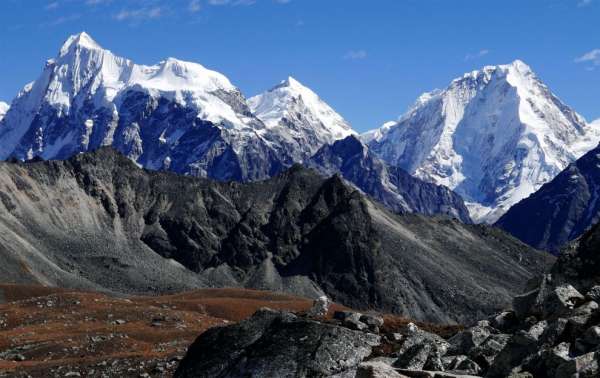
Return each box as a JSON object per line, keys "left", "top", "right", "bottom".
{"left": 0, "top": 0, "right": 599, "bottom": 132}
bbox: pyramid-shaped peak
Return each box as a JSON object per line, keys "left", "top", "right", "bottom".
{"left": 59, "top": 32, "right": 103, "bottom": 57}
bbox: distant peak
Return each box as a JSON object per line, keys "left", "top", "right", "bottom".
{"left": 59, "top": 32, "right": 103, "bottom": 57}
{"left": 276, "top": 76, "right": 305, "bottom": 90}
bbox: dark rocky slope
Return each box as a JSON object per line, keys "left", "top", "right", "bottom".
{"left": 0, "top": 148, "right": 549, "bottom": 323}
{"left": 307, "top": 135, "right": 472, "bottom": 223}
{"left": 496, "top": 143, "right": 600, "bottom": 253}
{"left": 176, "top": 220, "right": 600, "bottom": 378}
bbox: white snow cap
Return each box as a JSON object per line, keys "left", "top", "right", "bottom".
{"left": 365, "top": 59, "right": 600, "bottom": 223}
{"left": 250, "top": 76, "right": 355, "bottom": 138}
{"left": 59, "top": 31, "right": 103, "bottom": 57}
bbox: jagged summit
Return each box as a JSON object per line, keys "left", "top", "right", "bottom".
{"left": 249, "top": 76, "right": 355, "bottom": 161}
{"left": 59, "top": 31, "right": 103, "bottom": 57}
{"left": 365, "top": 60, "right": 600, "bottom": 223}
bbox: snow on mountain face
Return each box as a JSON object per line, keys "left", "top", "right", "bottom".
{"left": 0, "top": 32, "right": 281, "bottom": 180}
{"left": 249, "top": 77, "right": 355, "bottom": 161}
{"left": 0, "top": 102, "right": 8, "bottom": 121}
{"left": 365, "top": 60, "right": 600, "bottom": 223}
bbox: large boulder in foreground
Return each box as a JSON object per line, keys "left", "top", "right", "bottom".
{"left": 174, "top": 308, "right": 380, "bottom": 378}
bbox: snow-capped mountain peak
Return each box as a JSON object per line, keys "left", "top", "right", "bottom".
{"left": 366, "top": 60, "right": 600, "bottom": 223}
{"left": 249, "top": 76, "right": 355, "bottom": 161}
{"left": 0, "top": 31, "right": 270, "bottom": 177}
{"left": 59, "top": 31, "right": 103, "bottom": 57}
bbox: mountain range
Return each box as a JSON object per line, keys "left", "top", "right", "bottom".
{"left": 0, "top": 32, "right": 471, "bottom": 223}
{"left": 0, "top": 147, "right": 549, "bottom": 323}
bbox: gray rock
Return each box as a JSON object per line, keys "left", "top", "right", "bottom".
{"left": 526, "top": 320, "right": 547, "bottom": 341}
{"left": 447, "top": 322, "right": 494, "bottom": 355}
{"left": 555, "top": 350, "right": 599, "bottom": 378}
{"left": 585, "top": 286, "right": 600, "bottom": 302}
{"left": 584, "top": 326, "right": 600, "bottom": 345}
{"left": 356, "top": 361, "right": 405, "bottom": 378}
{"left": 395, "top": 343, "right": 432, "bottom": 370}
{"left": 489, "top": 311, "right": 518, "bottom": 333}
{"left": 543, "top": 284, "right": 585, "bottom": 318}
{"left": 486, "top": 331, "right": 540, "bottom": 378}
{"left": 174, "top": 308, "right": 380, "bottom": 378}
{"left": 307, "top": 295, "right": 330, "bottom": 317}
{"left": 343, "top": 312, "right": 369, "bottom": 331}
{"left": 468, "top": 333, "right": 510, "bottom": 370}
{"left": 360, "top": 314, "right": 384, "bottom": 328}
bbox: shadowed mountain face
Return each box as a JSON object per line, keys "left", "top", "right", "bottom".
{"left": 0, "top": 148, "right": 550, "bottom": 323}
{"left": 307, "top": 136, "right": 472, "bottom": 223}
{"left": 496, "top": 144, "right": 600, "bottom": 253}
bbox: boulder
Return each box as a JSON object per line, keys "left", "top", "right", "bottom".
{"left": 394, "top": 326, "right": 450, "bottom": 371}
{"left": 542, "top": 285, "right": 585, "bottom": 318}
{"left": 584, "top": 325, "right": 600, "bottom": 345}
{"left": 539, "top": 318, "right": 568, "bottom": 345}
{"left": 447, "top": 321, "right": 494, "bottom": 355}
{"left": 489, "top": 311, "right": 518, "bottom": 333}
{"left": 585, "top": 286, "right": 600, "bottom": 302}
{"left": 307, "top": 295, "right": 330, "bottom": 317}
{"left": 468, "top": 333, "right": 510, "bottom": 370}
{"left": 486, "top": 331, "right": 540, "bottom": 378}
{"left": 522, "top": 342, "right": 571, "bottom": 377}
{"left": 555, "top": 350, "right": 599, "bottom": 378}
{"left": 356, "top": 360, "right": 405, "bottom": 378}
{"left": 174, "top": 308, "right": 380, "bottom": 378}
{"left": 361, "top": 314, "right": 384, "bottom": 333}
{"left": 442, "top": 355, "right": 482, "bottom": 376}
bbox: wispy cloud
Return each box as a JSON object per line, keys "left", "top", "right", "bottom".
{"left": 188, "top": 0, "right": 201, "bottom": 12}
{"left": 208, "top": 0, "right": 257, "bottom": 5}
{"left": 464, "top": 49, "right": 490, "bottom": 61}
{"left": 42, "top": 13, "right": 81, "bottom": 27}
{"left": 274, "top": 0, "right": 292, "bottom": 3}
{"left": 343, "top": 50, "right": 367, "bottom": 60}
{"left": 86, "top": 0, "right": 112, "bottom": 5}
{"left": 45, "top": 1, "right": 59, "bottom": 10}
{"left": 578, "top": 0, "right": 593, "bottom": 7}
{"left": 114, "top": 7, "right": 163, "bottom": 22}
{"left": 575, "top": 49, "right": 600, "bottom": 70}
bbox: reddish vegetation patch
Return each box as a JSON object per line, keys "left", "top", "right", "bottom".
{"left": 0, "top": 285, "right": 459, "bottom": 377}
{"left": 0, "top": 286, "right": 347, "bottom": 377}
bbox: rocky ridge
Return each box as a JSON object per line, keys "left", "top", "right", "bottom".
{"left": 0, "top": 147, "right": 548, "bottom": 324}
{"left": 496, "top": 142, "right": 600, "bottom": 253}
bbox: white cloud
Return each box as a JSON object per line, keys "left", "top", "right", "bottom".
{"left": 575, "top": 49, "right": 600, "bottom": 67}
{"left": 45, "top": 1, "right": 59, "bottom": 10}
{"left": 188, "top": 0, "right": 201, "bottom": 12}
{"left": 578, "top": 0, "right": 593, "bottom": 7}
{"left": 343, "top": 50, "right": 367, "bottom": 60}
{"left": 42, "top": 13, "right": 81, "bottom": 27}
{"left": 86, "top": 0, "right": 112, "bottom": 5}
{"left": 208, "top": 0, "right": 256, "bottom": 5}
{"left": 114, "top": 7, "right": 163, "bottom": 22}
{"left": 464, "top": 49, "right": 490, "bottom": 61}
